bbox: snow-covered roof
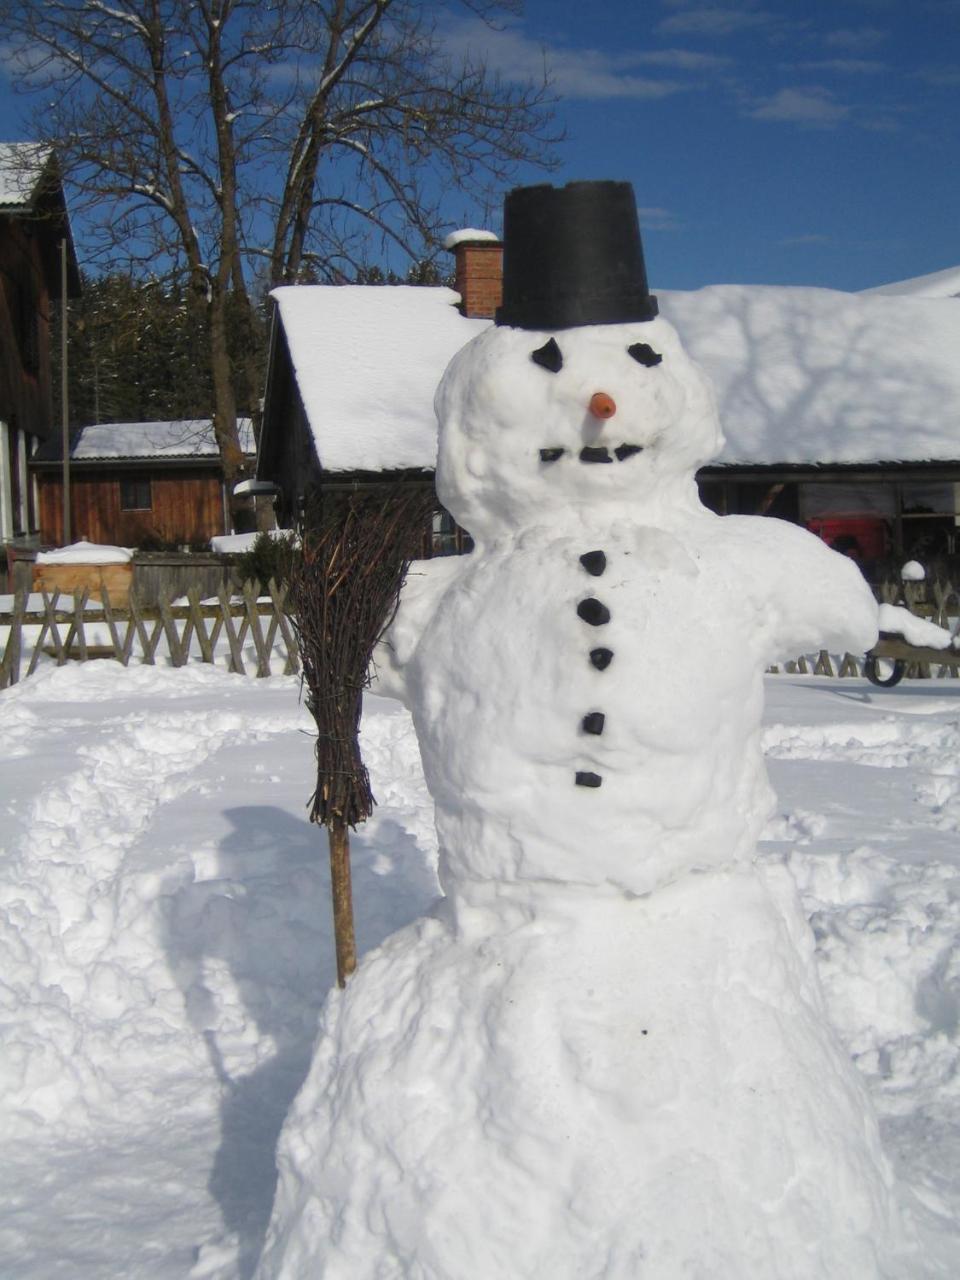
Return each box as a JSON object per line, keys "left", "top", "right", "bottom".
{"left": 271, "top": 282, "right": 960, "bottom": 473}
{"left": 39, "top": 418, "right": 256, "bottom": 462}
{"left": 860, "top": 264, "right": 960, "bottom": 299}
{"left": 0, "top": 142, "right": 52, "bottom": 211}
{"left": 659, "top": 285, "right": 960, "bottom": 465}
{"left": 272, "top": 285, "right": 489, "bottom": 473}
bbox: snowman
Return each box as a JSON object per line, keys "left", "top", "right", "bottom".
{"left": 257, "top": 183, "right": 910, "bottom": 1279}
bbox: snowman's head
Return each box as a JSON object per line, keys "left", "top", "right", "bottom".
{"left": 434, "top": 315, "right": 723, "bottom": 541}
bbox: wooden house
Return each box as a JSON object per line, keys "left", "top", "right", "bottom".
{"left": 0, "top": 143, "right": 81, "bottom": 547}
{"left": 664, "top": 274, "right": 960, "bottom": 577}
{"left": 31, "top": 418, "right": 255, "bottom": 549}
{"left": 258, "top": 239, "right": 960, "bottom": 578}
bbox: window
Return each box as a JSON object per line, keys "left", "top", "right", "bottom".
{"left": 119, "top": 475, "right": 152, "bottom": 511}
{"left": 431, "top": 507, "right": 473, "bottom": 557}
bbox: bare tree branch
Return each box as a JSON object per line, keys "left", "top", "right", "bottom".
{"left": 0, "top": 0, "right": 559, "bottom": 497}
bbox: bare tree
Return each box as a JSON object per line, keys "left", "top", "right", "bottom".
{"left": 2, "top": 0, "right": 556, "bottom": 506}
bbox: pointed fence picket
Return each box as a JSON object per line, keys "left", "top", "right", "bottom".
{"left": 0, "top": 580, "right": 300, "bottom": 689}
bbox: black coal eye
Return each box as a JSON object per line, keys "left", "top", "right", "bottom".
{"left": 627, "top": 342, "right": 662, "bottom": 368}
{"left": 531, "top": 337, "right": 563, "bottom": 373}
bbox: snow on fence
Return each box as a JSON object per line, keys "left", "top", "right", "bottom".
{"left": 766, "top": 574, "right": 960, "bottom": 680}
{"left": 0, "top": 580, "right": 299, "bottom": 688}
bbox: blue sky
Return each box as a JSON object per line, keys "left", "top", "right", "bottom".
{"left": 445, "top": 0, "right": 960, "bottom": 291}
{"left": 1, "top": 0, "right": 956, "bottom": 294}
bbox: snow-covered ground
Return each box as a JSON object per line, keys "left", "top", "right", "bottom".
{"left": 1, "top": 662, "right": 959, "bottom": 1277}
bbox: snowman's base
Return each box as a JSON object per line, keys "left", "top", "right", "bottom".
{"left": 257, "top": 865, "right": 909, "bottom": 1280}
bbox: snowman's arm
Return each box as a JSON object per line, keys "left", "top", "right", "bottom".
{"left": 368, "top": 554, "right": 466, "bottom": 706}
{"left": 726, "top": 516, "right": 879, "bottom": 660}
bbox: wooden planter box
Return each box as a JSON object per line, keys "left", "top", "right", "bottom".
{"left": 32, "top": 560, "right": 134, "bottom": 607}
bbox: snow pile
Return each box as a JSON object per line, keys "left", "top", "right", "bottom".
{"left": 35, "top": 540, "right": 133, "bottom": 564}
{"left": 256, "top": 311, "right": 913, "bottom": 1278}
{"left": 0, "top": 666, "right": 296, "bottom": 1141}
{"left": 1, "top": 666, "right": 960, "bottom": 1274}
{"left": 0, "top": 663, "right": 439, "bottom": 1277}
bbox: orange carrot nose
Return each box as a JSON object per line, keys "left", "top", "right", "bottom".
{"left": 589, "top": 391, "right": 617, "bottom": 420}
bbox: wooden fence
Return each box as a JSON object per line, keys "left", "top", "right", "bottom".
{"left": 3, "top": 577, "right": 960, "bottom": 692}
{"left": 0, "top": 580, "right": 299, "bottom": 689}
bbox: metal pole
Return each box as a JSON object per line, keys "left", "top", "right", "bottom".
{"left": 60, "top": 238, "right": 70, "bottom": 545}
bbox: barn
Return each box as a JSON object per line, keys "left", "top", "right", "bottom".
{"left": 31, "top": 417, "right": 256, "bottom": 549}
{"left": 0, "top": 143, "right": 81, "bottom": 548}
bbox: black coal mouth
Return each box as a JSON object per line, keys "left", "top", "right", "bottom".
{"left": 539, "top": 445, "right": 645, "bottom": 465}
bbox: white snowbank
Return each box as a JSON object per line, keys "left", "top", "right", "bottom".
{"left": 0, "top": 667, "right": 959, "bottom": 1275}
{"left": 35, "top": 540, "right": 133, "bottom": 565}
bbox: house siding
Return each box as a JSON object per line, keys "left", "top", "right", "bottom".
{"left": 0, "top": 214, "right": 54, "bottom": 445}
{"left": 36, "top": 466, "right": 227, "bottom": 547}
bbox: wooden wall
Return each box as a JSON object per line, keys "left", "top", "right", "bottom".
{"left": 0, "top": 214, "right": 54, "bottom": 442}
{"left": 258, "top": 327, "right": 321, "bottom": 529}
{"left": 36, "top": 466, "right": 228, "bottom": 547}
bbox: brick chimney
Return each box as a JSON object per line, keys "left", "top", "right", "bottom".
{"left": 445, "top": 229, "right": 503, "bottom": 319}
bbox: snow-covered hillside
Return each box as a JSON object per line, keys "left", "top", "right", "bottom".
{"left": 1, "top": 663, "right": 959, "bottom": 1276}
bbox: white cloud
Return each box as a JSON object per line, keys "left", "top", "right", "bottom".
{"left": 632, "top": 48, "right": 733, "bottom": 71}
{"left": 658, "top": 6, "right": 772, "bottom": 37}
{"left": 918, "top": 66, "right": 960, "bottom": 87}
{"left": 824, "top": 26, "right": 888, "bottom": 51}
{"left": 441, "top": 18, "right": 705, "bottom": 101}
{"left": 747, "top": 86, "right": 849, "bottom": 125}
{"left": 798, "top": 58, "right": 886, "bottom": 74}
{"left": 638, "top": 206, "right": 682, "bottom": 231}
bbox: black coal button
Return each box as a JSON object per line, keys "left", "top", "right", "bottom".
{"left": 577, "top": 598, "right": 610, "bottom": 626}
{"left": 539, "top": 447, "right": 565, "bottom": 463}
{"left": 575, "top": 771, "right": 603, "bottom": 788}
{"left": 581, "top": 712, "right": 605, "bottom": 735}
{"left": 579, "top": 550, "right": 606, "bottom": 576}
{"left": 590, "top": 647, "right": 614, "bottom": 670}
{"left": 614, "top": 443, "right": 643, "bottom": 461}
{"left": 579, "top": 446, "right": 612, "bottom": 464}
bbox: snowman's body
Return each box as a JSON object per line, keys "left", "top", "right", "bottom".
{"left": 379, "top": 317, "right": 877, "bottom": 897}
{"left": 257, "top": 315, "right": 912, "bottom": 1278}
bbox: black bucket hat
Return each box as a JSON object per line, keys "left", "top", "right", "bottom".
{"left": 495, "top": 180, "right": 659, "bottom": 330}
